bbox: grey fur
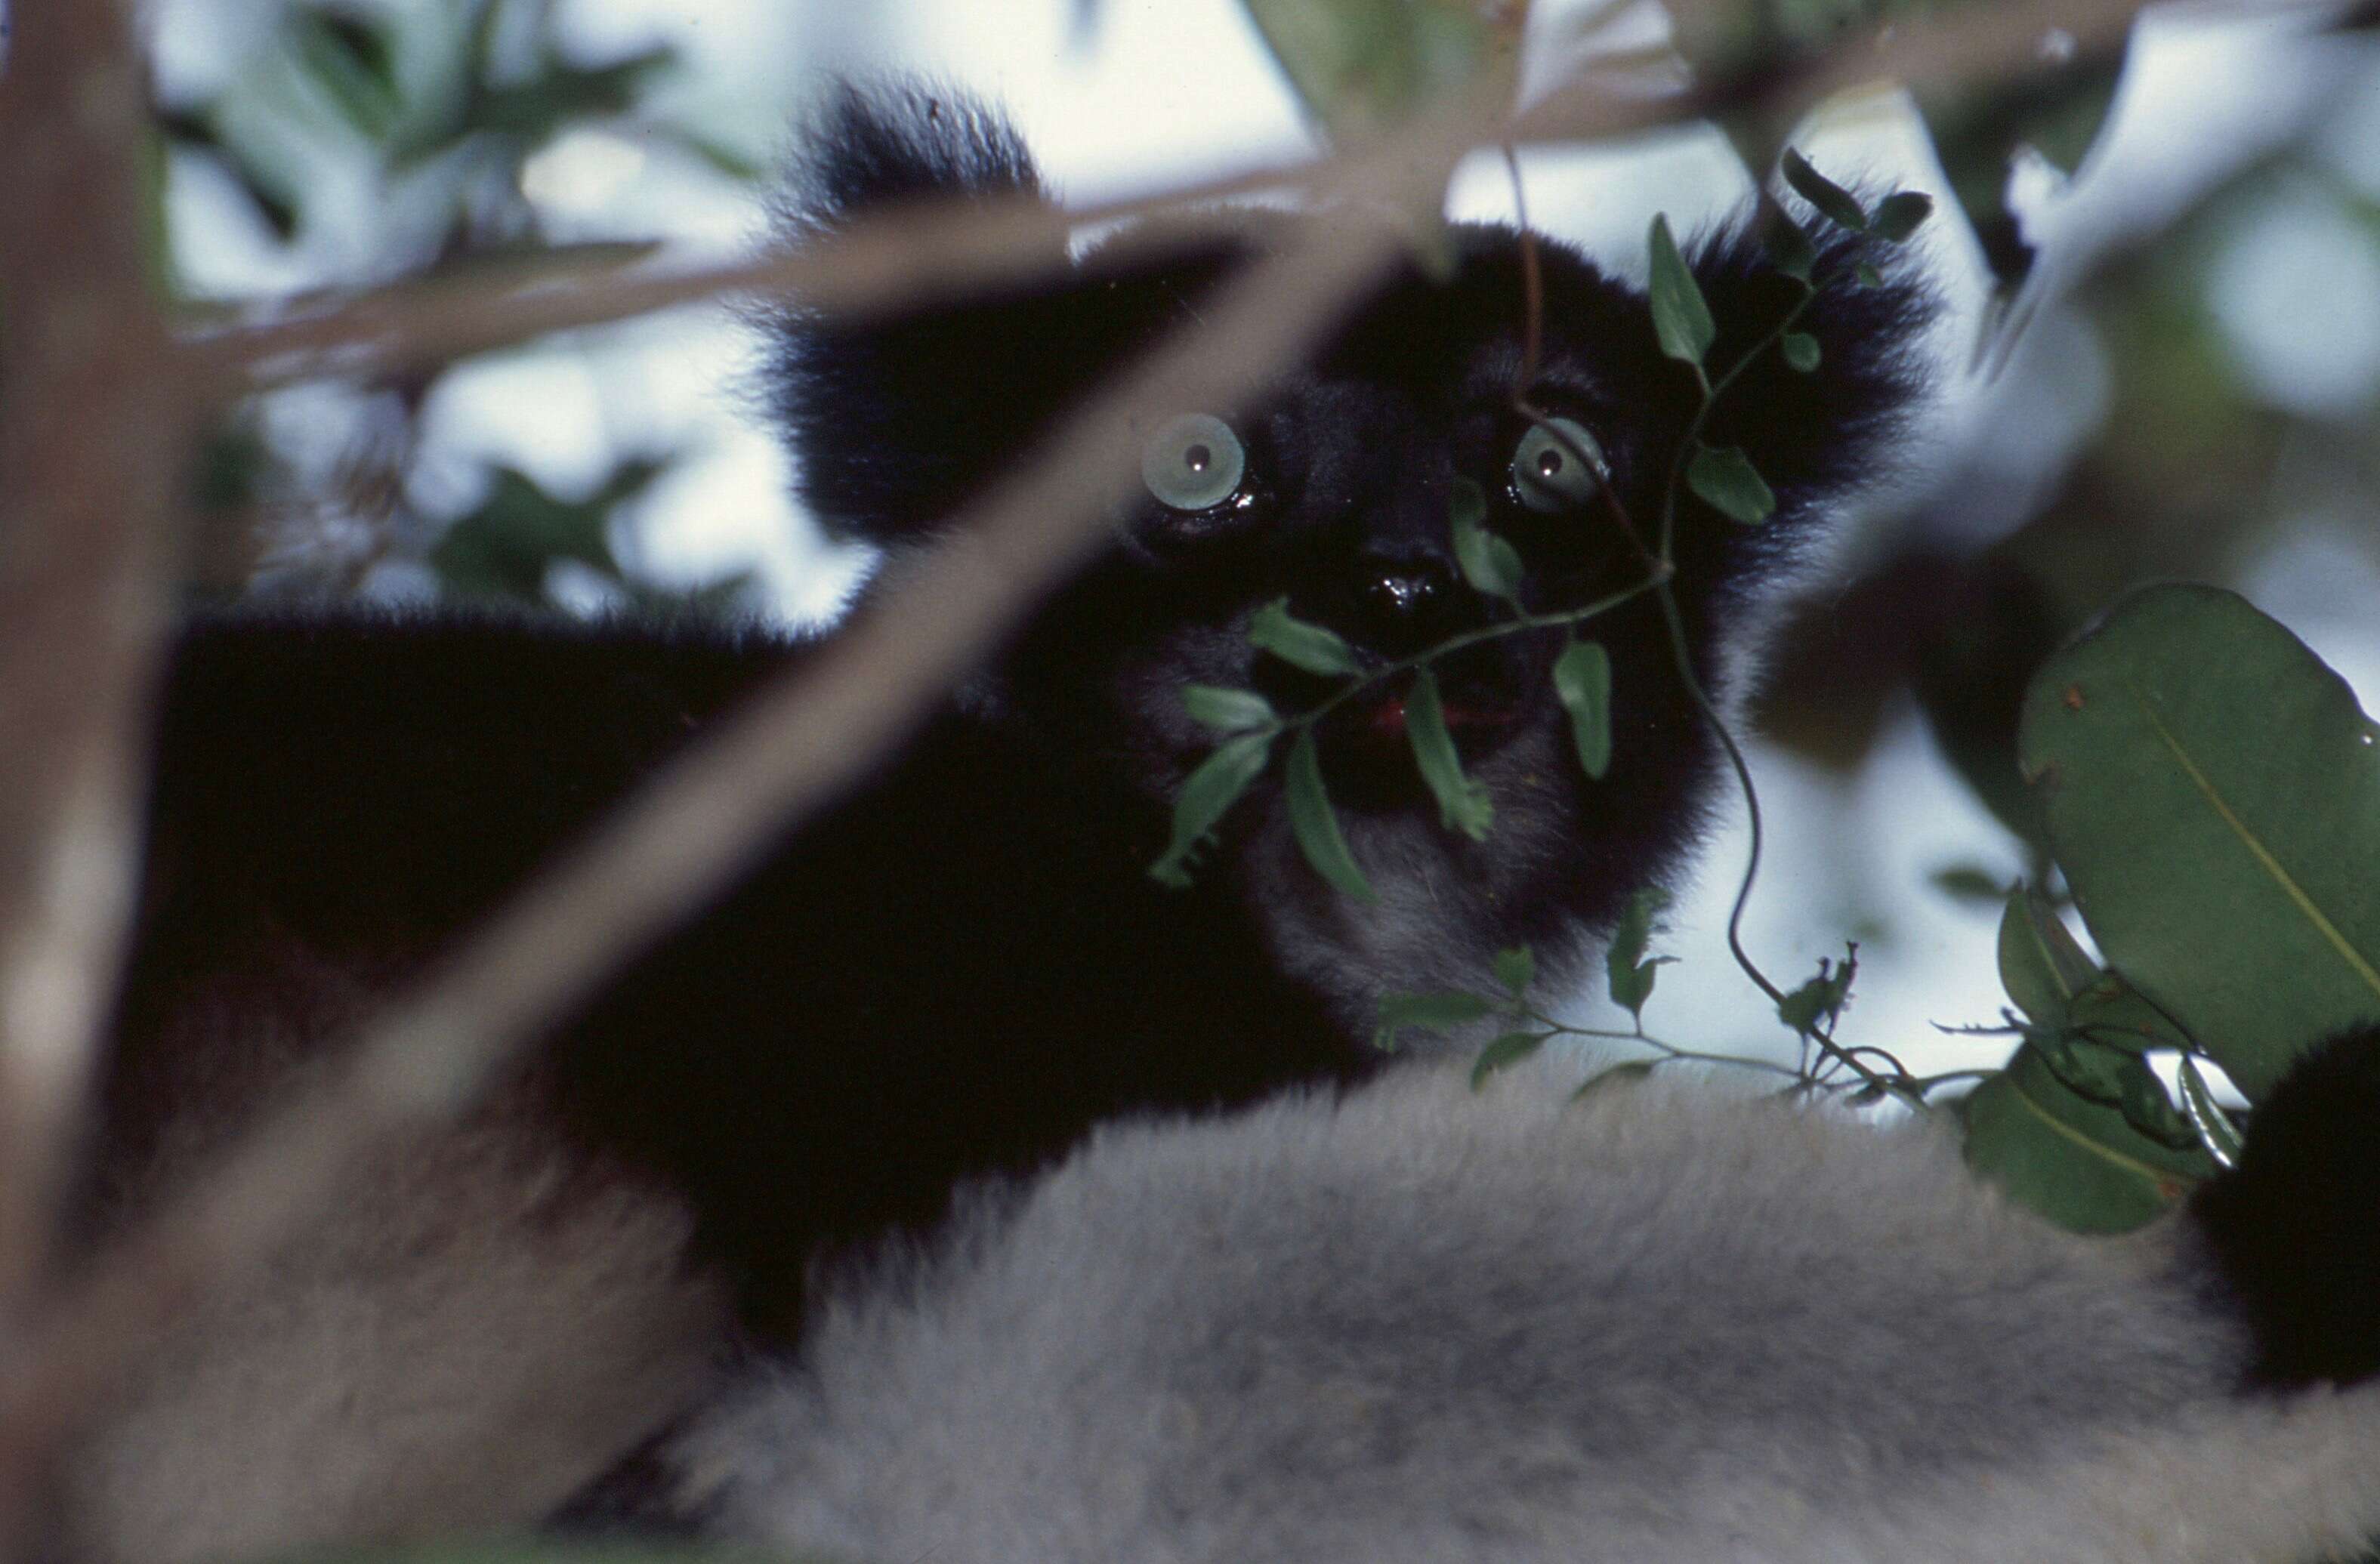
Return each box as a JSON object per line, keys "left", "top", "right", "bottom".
{"left": 51, "top": 960, "right": 728, "bottom": 1564}
{"left": 676, "top": 1063, "right": 2380, "bottom": 1563}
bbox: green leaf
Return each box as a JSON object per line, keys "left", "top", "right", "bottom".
{"left": 1374, "top": 989, "right": 1494, "bottom": 1051}
{"left": 1286, "top": 728, "right": 1376, "bottom": 902}
{"left": 1996, "top": 887, "right": 2100, "bottom": 1026}
{"left": 1606, "top": 887, "right": 1673, "bottom": 1022}
{"left": 1961, "top": 1044, "right": 2215, "bottom": 1233}
{"left": 1854, "top": 261, "right": 1884, "bottom": 288}
{"left": 1449, "top": 478, "right": 1523, "bottom": 606}
{"left": 1149, "top": 731, "right": 1274, "bottom": 888}
{"left": 1181, "top": 685, "right": 1278, "bottom": 734}
{"left": 1406, "top": 668, "right": 1494, "bottom": 841}
{"left": 1761, "top": 211, "right": 1815, "bottom": 282}
{"left": 287, "top": 8, "right": 403, "bottom": 141}
{"left": 1870, "top": 190, "right": 1934, "bottom": 242}
{"left": 1779, "top": 331, "right": 1821, "bottom": 373}
{"left": 1776, "top": 949, "right": 1856, "bottom": 1039}
{"left": 430, "top": 462, "right": 665, "bottom": 604}
{"left": 2175, "top": 1057, "right": 2246, "bottom": 1167}
{"left": 2067, "top": 972, "right": 2192, "bottom": 1056}
{"left": 1493, "top": 945, "right": 1536, "bottom": 998}
{"left": 1470, "top": 1030, "right": 1554, "bottom": 1089}
{"left": 1780, "top": 148, "right": 1868, "bottom": 232}
{"left": 1929, "top": 865, "right": 2009, "bottom": 904}
{"left": 1241, "top": 0, "right": 1520, "bottom": 144}
{"left": 1248, "top": 597, "right": 1363, "bottom": 677}
{"left": 1646, "top": 214, "right": 1715, "bottom": 367}
{"left": 1552, "top": 639, "right": 1613, "bottom": 779}
{"left": 1685, "top": 445, "right": 1776, "bottom": 524}
{"left": 1573, "top": 1058, "right": 1659, "bottom": 1102}
{"left": 2018, "top": 585, "right": 2380, "bottom": 1101}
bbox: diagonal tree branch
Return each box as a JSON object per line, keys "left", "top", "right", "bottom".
{"left": 0, "top": 1, "right": 197, "bottom": 1326}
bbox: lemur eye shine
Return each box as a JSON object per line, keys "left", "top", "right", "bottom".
{"left": 1141, "top": 412, "right": 1246, "bottom": 511}
{"left": 1511, "top": 417, "right": 1607, "bottom": 512}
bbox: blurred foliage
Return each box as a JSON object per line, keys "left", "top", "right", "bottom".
{"left": 156, "top": 0, "right": 766, "bottom": 611}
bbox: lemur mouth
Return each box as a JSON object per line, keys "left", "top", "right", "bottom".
{"left": 1361, "top": 691, "right": 1525, "bottom": 741}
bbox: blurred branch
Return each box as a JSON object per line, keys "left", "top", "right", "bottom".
{"left": 0, "top": 5, "right": 194, "bottom": 1333}
{"left": 1514, "top": 0, "right": 2335, "bottom": 147}
{"left": 193, "top": 0, "right": 2296, "bottom": 396}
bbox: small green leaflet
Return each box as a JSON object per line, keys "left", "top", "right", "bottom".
{"left": 1470, "top": 1031, "right": 1553, "bottom": 1089}
{"left": 288, "top": 10, "right": 404, "bottom": 140}
{"left": 1686, "top": 445, "right": 1776, "bottom": 524}
{"left": 1374, "top": 989, "right": 1493, "bottom": 1051}
{"left": 1286, "top": 728, "right": 1376, "bottom": 902}
{"left": 1647, "top": 214, "right": 1715, "bottom": 368}
{"left": 1181, "top": 684, "right": 1279, "bottom": 734}
{"left": 1150, "top": 730, "right": 1274, "bottom": 888}
{"left": 1449, "top": 478, "right": 1523, "bottom": 606}
{"left": 1781, "top": 149, "right": 1867, "bottom": 233}
{"left": 1606, "top": 887, "right": 1673, "bottom": 1023}
{"left": 1780, "top": 332, "right": 1821, "bottom": 373}
{"left": 1573, "top": 1058, "right": 1658, "bottom": 1102}
{"left": 1761, "top": 212, "right": 1815, "bottom": 282}
{"left": 1870, "top": 191, "right": 1934, "bottom": 243}
{"left": 1776, "top": 951, "right": 1855, "bottom": 1039}
{"left": 1249, "top": 597, "right": 1363, "bottom": 677}
{"left": 1407, "top": 668, "right": 1495, "bottom": 841}
{"left": 1552, "top": 640, "right": 1612, "bottom": 779}
{"left": 1494, "top": 945, "right": 1536, "bottom": 999}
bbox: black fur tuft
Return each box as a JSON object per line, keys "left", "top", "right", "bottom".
{"left": 2191, "top": 1023, "right": 2380, "bottom": 1389}
{"left": 1687, "top": 208, "right": 1937, "bottom": 527}
{"left": 766, "top": 85, "right": 1076, "bottom": 546}
{"left": 783, "top": 80, "right": 1041, "bottom": 227}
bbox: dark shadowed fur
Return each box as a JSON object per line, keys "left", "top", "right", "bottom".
{"left": 77, "top": 82, "right": 2380, "bottom": 1564}
{"left": 2193, "top": 1022, "right": 2380, "bottom": 1389}
{"left": 94, "top": 85, "right": 1933, "bottom": 1342}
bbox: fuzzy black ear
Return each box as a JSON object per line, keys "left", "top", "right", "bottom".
{"left": 782, "top": 81, "right": 1042, "bottom": 227}
{"left": 767, "top": 82, "right": 1078, "bottom": 546}
{"left": 2191, "top": 1023, "right": 2380, "bottom": 1390}
{"left": 1685, "top": 209, "right": 1937, "bottom": 529}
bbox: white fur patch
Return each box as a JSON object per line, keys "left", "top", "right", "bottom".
{"left": 678, "top": 1065, "right": 2380, "bottom": 1562}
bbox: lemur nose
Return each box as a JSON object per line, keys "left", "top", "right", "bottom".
{"left": 1355, "top": 554, "right": 1459, "bottom": 656}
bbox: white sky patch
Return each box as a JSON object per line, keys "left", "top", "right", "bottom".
{"left": 2206, "top": 182, "right": 2380, "bottom": 421}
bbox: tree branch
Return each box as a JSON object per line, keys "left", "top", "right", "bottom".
{"left": 0, "top": 2, "right": 194, "bottom": 1328}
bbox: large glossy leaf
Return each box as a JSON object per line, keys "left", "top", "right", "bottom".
{"left": 2019, "top": 586, "right": 2380, "bottom": 1100}
{"left": 1962, "top": 1044, "right": 2215, "bottom": 1234}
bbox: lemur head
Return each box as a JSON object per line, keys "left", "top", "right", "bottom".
{"left": 767, "top": 83, "right": 1933, "bottom": 999}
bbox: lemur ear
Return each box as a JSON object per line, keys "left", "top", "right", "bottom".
{"left": 783, "top": 81, "right": 1044, "bottom": 224}
{"left": 768, "top": 82, "right": 1077, "bottom": 546}
{"left": 1684, "top": 205, "right": 1937, "bottom": 529}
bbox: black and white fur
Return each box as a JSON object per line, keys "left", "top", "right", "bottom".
{"left": 53, "top": 85, "right": 2380, "bottom": 1563}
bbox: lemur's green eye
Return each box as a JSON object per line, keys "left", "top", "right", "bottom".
{"left": 1511, "top": 418, "right": 1606, "bottom": 513}
{"left": 1141, "top": 414, "right": 1246, "bottom": 512}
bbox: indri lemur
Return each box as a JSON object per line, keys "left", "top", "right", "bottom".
{"left": 51, "top": 85, "right": 2380, "bottom": 1564}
